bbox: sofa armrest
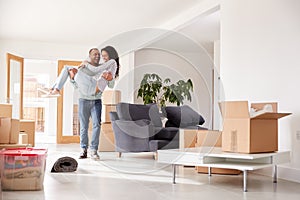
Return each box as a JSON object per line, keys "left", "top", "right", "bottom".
{"left": 111, "top": 119, "right": 154, "bottom": 152}
{"left": 109, "top": 111, "right": 119, "bottom": 121}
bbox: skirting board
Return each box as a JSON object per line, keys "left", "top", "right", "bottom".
{"left": 253, "top": 165, "right": 300, "bottom": 183}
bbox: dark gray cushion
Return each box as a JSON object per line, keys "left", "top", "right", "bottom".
{"left": 165, "top": 105, "right": 205, "bottom": 128}
{"left": 149, "top": 139, "right": 179, "bottom": 151}
{"left": 149, "top": 140, "right": 170, "bottom": 152}
{"left": 154, "top": 127, "right": 179, "bottom": 140}
{"left": 117, "top": 103, "right": 162, "bottom": 127}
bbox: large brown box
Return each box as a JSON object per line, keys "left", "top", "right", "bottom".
{"left": 0, "top": 117, "right": 11, "bottom": 144}
{"left": 196, "top": 130, "right": 222, "bottom": 147}
{"left": 195, "top": 130, "right": 241, "bottom": 175}
{"left": 99, "top": 122, "right": 115, "bottom": 151}
{"left": 0, "top": 104, "right": 12, "bottom": 118}
{"left": 20, "top": 120, "right": 35, "bottom": 147}
{"left": 220, "top": 101, "right": 291, "bottom": 153}
{"left": 102, "top": 90, "right": 121, "bottom": 105}
{"left": 103, "top": 105, "right": 116, "bottom": 122}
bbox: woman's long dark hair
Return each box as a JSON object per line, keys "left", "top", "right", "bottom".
{"left": 101, "top": 46, "right": 120, "bottom": 78}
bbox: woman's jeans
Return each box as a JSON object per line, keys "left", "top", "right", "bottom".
{"left": 78, "top": 98, "right": 102, "bottom": 151}
{"left": 52, "top": 66, "right": 97, "bottom": 96}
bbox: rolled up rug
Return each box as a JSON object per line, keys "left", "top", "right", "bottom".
{"left": 51, "top": 156, "right": 78, "bottom": 173}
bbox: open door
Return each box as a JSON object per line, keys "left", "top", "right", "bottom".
{"left": 57, "top": 60, "right": 81, "bottom": 144}
{"left": 6, "top": 53, "right": 24, "bottom": 119}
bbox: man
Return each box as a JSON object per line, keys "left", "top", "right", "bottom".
{"left": 76, "top": 48, "right": 113, "bottom": 160}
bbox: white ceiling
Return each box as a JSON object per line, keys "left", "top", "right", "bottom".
{"left": 0, "top": 0, "right": 206, "bottom": 46}
{"left": 180, "top": 10, "right": 220, "bottom": 43}
{"left": 177, "top": 10, "right": 220, "bottom": 53}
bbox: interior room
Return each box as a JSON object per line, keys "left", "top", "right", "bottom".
{"left": 0, "top": 0, "right": 300, "bottom": 199}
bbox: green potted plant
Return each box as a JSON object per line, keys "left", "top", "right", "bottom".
{"left": 137, "top": 73, "right": 193, "bottom": 107}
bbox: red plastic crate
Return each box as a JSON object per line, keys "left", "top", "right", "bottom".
{"left": 0, "top": 148, "right": 47, "bottom": 191}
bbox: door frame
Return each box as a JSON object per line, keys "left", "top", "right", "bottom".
{"left": 6, "top": 53, "right": 24, "bottom": 119}
{"left": 57, "top": 60, "right": 81, "bottom": 144}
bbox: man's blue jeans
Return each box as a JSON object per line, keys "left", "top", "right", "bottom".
{"left": 78, "top": 98, "right": 102, "bottom": 151}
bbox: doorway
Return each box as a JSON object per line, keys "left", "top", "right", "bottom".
{"left": 23, "top": 59, "right": 58, "bottom": 144}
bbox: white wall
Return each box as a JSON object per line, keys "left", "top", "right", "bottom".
{"left": 213, "top": 40, "right": 221, "bottom": 130}
{"left": 113, "top": 53, "right": 135, "bottom": 103}
{"left": 134, "top": 48, "right": 213, "bottom": 129}
{"left": 221, "top": 0, "right": 300, "bottom": 182}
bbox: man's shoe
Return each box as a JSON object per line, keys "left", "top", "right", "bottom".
{"left": 90, "top": 150, "right": 100, "bottom": 160}
{"left": 79, "top": 148, "right": 87, "bottom": 159}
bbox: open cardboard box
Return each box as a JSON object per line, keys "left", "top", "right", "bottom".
{"left": 219, "top": 101, "right": 291, "bottom": 153}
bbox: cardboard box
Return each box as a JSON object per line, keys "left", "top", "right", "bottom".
{"left": 196, "top": 166, "right": 241, "bottom": 175}
{"left": 195, "top": 130, "right": 241, "bottom": 175}
{"left": 0, "top": 144, "right": 31, "bottom": 149}
{"left": 99, "top": 122, "right": 115, "bottom": 151}
{"left": 195, "top": 130, "right": 222, "bottom": 147}
{"left": 10, "top": 119, "right": 20, "bottom": 144}
{"left": 179, "top": 129, "right": 197, "bottom": 149}
{"left": 0, "top": 104, "right": 12, "bottom": 118}
{"left": 0, "top": 117, "right": 11, "bottom": 144}
{"left": 19, "top": 132, "right": 28, "bottom": 144}
{"left": 0, "top": 148, "right": 47, "bottom": 191}
{"left": 103, "top": 105, "right": 117, "bottom": 122}
{"left": 20, "top": 120, "right": 35, "bottom": 147}
{"left": 220, "top": 101, "right": 291, "bottom": 153}
{"left": 102, "top": 90, "right": 121, "bottom": 105}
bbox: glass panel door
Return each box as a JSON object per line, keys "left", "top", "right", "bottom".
{"left": 57, "top": 60, "right": 81, "bottom": 144}
{"left": 6, "top": 53, "right": 24, "bottom": 119}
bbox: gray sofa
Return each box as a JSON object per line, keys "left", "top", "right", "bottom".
{"left": 110, "top": 103, "right": 206, "bottom": 157}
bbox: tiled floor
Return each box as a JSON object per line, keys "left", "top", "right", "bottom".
{"left": 1, "top": 143, "right": 300, "bottom": 200}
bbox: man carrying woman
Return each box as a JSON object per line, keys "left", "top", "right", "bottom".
{"left": 41, "top": 46, "right": 120, "bottom": 160}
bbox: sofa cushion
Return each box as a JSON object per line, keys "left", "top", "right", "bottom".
{"left": 116, "top": 103, "right": 162, "bottom": 127}
{"left": 165, "top": 105, "right": 205, "bottom": 128}
{"left": 149, "top": 139, "right": 179, "bottom": 151}
{"left": 154, "top": 127, "right": 179, "bottom": 140}
{"left": 149, "top": 140, "right": 170, "bottom": 152}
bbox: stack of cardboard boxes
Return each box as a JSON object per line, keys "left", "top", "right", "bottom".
{"left": 0, "top": 104, "right": 20, "bottom": 147}
{"left": 98, "top": 90, "right": 121, "bottom": 151}
{"left": 0, "top": 103, "right": 35, "bottom": 148}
